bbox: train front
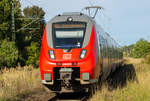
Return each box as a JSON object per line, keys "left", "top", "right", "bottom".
{"left": 40, "top": 13, "right": 100, "bottom": 92}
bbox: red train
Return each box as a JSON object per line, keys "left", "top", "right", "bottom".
{"left": 40, "top": 12, "right": 123, "bottom": 93}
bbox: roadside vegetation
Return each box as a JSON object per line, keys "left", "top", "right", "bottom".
{"left": 90, "top": 39, "right": 150, "bottom": 101}
{"left": 0, "top": 57, "right": 149, "bottom": 101}
{"left": 90, "top": 57, "right": 150, "bottom": 101}
{"left": 0, "top": 0, "right": 45, "bottom": 68}
{"left": 0, "top": 1, "right": 46, "bottom": 100}
{"left": 0, "top": 66, "right": 43, "bottom": 101}
{"left": 1, "top": 0, "right": 150, "bottom": 101}
{"left": 122, "top": 39, "right": 150, "bottom": 64}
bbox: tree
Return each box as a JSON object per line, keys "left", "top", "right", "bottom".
{"left": 25, "top": 42, "right": 40, "bottom": 67}
{"left": 0, "top": 0, "right": 12, "bottom": 39}
{"left": 0, "top": 39, "right": 18, "bottom": 67}
{"left": 130, "top": 39, "right": 150, "bottom": 58}
{"left": 122, "top": 44, "right": 134, "bottom": 56}
{"left": 19, "top": 6, "right": 46, "bottom": 66}
{"left": 0, "top": 0, "right": 23, "bottom": 67}
{"left": 22, "top": 6, "right": 45, "bottom": 45}
{"left": 0, "top": 0, "right": 22, "bottom": 40}
{"left": 23, "top": 6, "right": 45, "bottom": 18}
{"left": 0, "top": 1, "right": 45, "bottom": 67}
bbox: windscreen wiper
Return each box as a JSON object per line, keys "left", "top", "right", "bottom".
{"left": 67, "top": 47, "right": 72, "bottom": 52}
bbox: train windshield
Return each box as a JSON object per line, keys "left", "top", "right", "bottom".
{"left": 52, "top": 22, "right": 86, "bottom": 49}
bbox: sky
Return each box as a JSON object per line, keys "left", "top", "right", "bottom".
{"left": 20, "top": 0, "right": 150, "bottom": 46}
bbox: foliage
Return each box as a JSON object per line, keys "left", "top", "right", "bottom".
{"left": 122, "top": 44, "right": 134, "bottom": 56}
{"left": 122, "top": 39, "right": 150, "bottom": 58}
{"left": 21, "top": 6, "right": 45, "bottom": 66}
{"left": 0, "top": 39, "right": 18, "bottom": 67}
{"left": 23, "top": 5, "right": 45, "bottom": 18}
{"left": 130, "top": 39, "right": 150, "bottom": 58}
{"left": 0, "top": 0, "right": 22, "bottom": 40}
{"left": 0, "top": 0, "right": 45, "bottom": 67}
{"left": 91, "top": 58, "right": 150, "bottom": 101}
{"left": 19, "top": 6, "right": 45, "bottom": 67}
{"left": 0, "top": 0, "right": 12, "bottom": 39}
{"left": 25, "top": 42, "right": 40, "bottom": 67}
{"left": 23, "top": 5, "right": 45, "bottom": 44}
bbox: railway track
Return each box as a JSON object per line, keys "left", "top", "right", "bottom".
{"left": 19, "top": 87, "right": 94, "bottom": 101}
{"left": 48, "top": 92, "right": 89, "bottom": 101}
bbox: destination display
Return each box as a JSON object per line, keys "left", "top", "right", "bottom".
{"left": 53, "top": 23, "right": 86, "bottom": 28}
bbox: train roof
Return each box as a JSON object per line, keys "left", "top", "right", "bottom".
{"left": 46, "top": 12, "right": 121, "bottom": 48}
{"left": 46, "top": 12, "right": 95, "bottom": 48}
{"left": 47, "top": 12, "right": 95, "bottom": 24}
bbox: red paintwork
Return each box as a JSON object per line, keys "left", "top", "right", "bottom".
{"left": 40, "top": 24, "right": 99, "bottom": 81}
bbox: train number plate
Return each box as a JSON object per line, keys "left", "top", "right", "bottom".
{"left": 63, "top": 54, "right": 72, "bottom": 60}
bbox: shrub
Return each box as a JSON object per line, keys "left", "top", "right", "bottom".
{"left": 0, "top": 39, "right": 18, "bottom": 67}
{"left": 25, "top": 42, "right": 40, "bottom": 67}
{"left": 130, "top": 39, "right": 150, "bottom": 58}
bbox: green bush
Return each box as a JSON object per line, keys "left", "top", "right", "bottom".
{"left": 130, "top": 39, "right": 150, "bottom": 58}
{"left": 25, "top": 42, "right": 40, "bottom": 67}
{"left": 0, "top": 39, "right": 18, "bottom": 67}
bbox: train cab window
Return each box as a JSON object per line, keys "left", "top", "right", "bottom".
{"left": 52, "top": 22, "right": 86, "bottom": 49}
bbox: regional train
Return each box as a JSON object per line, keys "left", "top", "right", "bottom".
{"left": 39, "top": 12, "right": 123, "bottom": 94}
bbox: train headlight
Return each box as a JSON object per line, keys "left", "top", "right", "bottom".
{"left": 67, "top": 17, "right": 73, "bottom": 22}
{"left": 82, "top": 73, "right": 90, "bottom": 81}
{"left": 48, "top": 50, "right": 55, "bottom": 59}
{"left": 44, "top": 73, "right": 51, "bottom": 82}
{"left": 80, "top": 49, "right": 87, "bottom": 59}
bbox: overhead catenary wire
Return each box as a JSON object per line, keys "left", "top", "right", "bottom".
{"left": 25, "top": 0, "right": 54, "bottom": 21}
{"left": 85, "top": 0, "right": 122, "bottom": 46}
{"left": 85, "top": 0, "right": 112, "bottom": 32}
{"left": 87, "top": 0, "right": 93, "bottom": 6}
{"left": 82, "top": 1, "right": 106, "bottom": 32}
{"left": 15, "top": 0, "right": 48, "bottom": 32}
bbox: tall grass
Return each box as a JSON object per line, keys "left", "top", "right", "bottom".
{"left": 0, "top": 66, "right": 42, "bottom": 101}
{"left": 0, "top": 58, "right": 150, "bottom": 101}
{"left": 90, "top": 57, "right": 150, "bottom": 101}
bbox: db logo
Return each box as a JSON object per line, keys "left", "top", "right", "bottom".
{"left": 63, "top": 54, "right": 72, "bottom": 60}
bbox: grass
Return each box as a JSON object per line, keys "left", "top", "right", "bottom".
{"left": 0, "top": 65, "right": 43, "bottom": 101}
{"left": 0, "top": 57, "right": 150, "bottom": 101}
{"left": 90, "top": 57, "right": 150, "bottom": 101}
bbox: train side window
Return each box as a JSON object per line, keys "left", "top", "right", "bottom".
{"left": 99, "top": 35, "right": 105, "bottom": 58}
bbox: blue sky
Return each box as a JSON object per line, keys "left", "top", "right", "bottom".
{"left": 20, "top": 0, "right": 150, "bottom": 46}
